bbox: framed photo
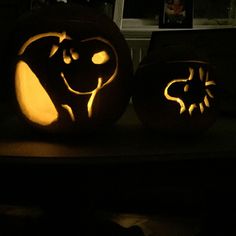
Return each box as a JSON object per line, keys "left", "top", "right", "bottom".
{"left": 159, "top": 0, "right": 193, "bottom": 28}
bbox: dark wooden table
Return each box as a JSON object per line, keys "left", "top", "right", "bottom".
{"left": 0, "top": 104, "right": 236, "bottom": 235}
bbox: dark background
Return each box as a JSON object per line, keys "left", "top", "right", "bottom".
{"left": 0, "top": 1, "right": 236, "bottom": 235}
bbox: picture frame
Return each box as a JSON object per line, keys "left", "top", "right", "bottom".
{"left": 159, "top": 0, "right": 193, "bottom": 28}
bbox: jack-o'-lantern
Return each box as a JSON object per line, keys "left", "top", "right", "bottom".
{"left": 8, "top": 4, "right": 132, "bottom": 132}
{"left": 132, "top": 46, "right": 217, "bottom": 134}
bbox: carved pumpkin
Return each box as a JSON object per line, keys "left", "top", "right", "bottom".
{"left": 132, "top": 47, "right": 217, "bottom": 134}
{"left": 9, "top": 4, "right": 132, "bottom": 132}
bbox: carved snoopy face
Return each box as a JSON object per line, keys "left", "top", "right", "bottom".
{"left": 49, "top": 36, "right": 118, "bottom": 94}
{"left": 164, "top": 61, "right": 216, "bottom": 116}
{"left": 15, "top": 32, "right": 119, "bottom": 126}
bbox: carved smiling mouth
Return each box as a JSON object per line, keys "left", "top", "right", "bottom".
{"left": 61, "top": 72, "right": 103, "bottom": 119}
{"left": 61, "top": 72, "right": 102, "bottom": 95}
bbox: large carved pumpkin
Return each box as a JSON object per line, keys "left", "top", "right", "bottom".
{"left": 132, "top": 46, "right": 217, "bottom": 134}
{"left": 9, "top": 4, "right": 132, "bottom": 132}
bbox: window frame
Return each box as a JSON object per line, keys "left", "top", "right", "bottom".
{"left": 113, "top": 0, "right": 236, "bottom": 31}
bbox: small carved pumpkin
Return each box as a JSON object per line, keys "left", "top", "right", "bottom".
{"left": 10, "top": 4, "right": 132, "bottom": 132}
{"left": 133, "top": 46, "right": 217, "bottom": 134}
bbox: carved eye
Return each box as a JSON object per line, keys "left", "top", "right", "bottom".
{"left": 92, "top": 50, "right": 109, "bottom": 65}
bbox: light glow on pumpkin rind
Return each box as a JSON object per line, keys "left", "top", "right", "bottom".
{"left": 164, "top": 66, "right": 216, "bottom": 116}
{"left": 15, "top": 61, "right": 58, "bottom": 126}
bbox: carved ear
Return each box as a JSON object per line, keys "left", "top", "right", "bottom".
{"left": 18, "top": 32, "right": 71, "bottom": 76}
{"left": 15, "top": 60, "right": 58, "bottom": 126}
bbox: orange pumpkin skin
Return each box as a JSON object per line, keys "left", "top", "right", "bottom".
{"left": 132, "top": 47, "right": 218, "bottom": 135}
{"left": 10, "top": 4, "right": 133, "bottom": 133}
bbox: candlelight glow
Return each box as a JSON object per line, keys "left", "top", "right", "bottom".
{"left": 16, "top": 32, "right": 119, "bottom": 125}
{"left": 15, "top": 61, "right": 58, "bottom": 125}
{"left": 92, "top": 50, "right": 109, "bottom": 65}
{"left": 164, "top": 66, "right": 216, "bottom": 115}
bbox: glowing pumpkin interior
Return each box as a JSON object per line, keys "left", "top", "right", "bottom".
{"left": 132, "top": 58, "right": 217, "bottom": 134}
{"left": 15, "top": 32, "right": 118, "bottom": 126}
{"left": 164, "top": 63, "right": 216, "bottom": 116}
